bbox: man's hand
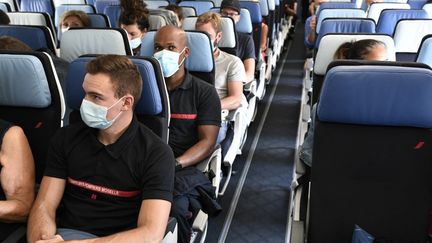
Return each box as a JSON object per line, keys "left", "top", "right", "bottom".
{"left": 35, "top": 234, "right": 65, "bottom": 243}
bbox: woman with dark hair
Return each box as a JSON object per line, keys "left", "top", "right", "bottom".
{"left": 120, "top": 0, "right": 150, "bottom": 55}
{"left": 334, "top": 39, "right": 387, "bottom": 61}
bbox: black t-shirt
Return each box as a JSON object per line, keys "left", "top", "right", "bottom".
{"left": 237, "top": 32, "right": 256, "bottom": 61}
{"left": 168, "top": 72, "right": 221, "bottom": 157}
{"left": 44, "top": 116, "right": 175, "bottom": 236}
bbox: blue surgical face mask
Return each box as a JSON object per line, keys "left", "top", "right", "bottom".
{"left": 80, "top": 97, "right": 124, "bottom": 130}
{"left": 130, "top": 37, "right": 142, "bottom": 49}
{"left": 153, "top": 48, "right": 186, "bottom": 78}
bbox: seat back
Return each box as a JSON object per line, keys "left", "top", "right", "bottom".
{"left": 183, "top": 16, "right": 237, "bottom": 55}
{"left": 94, "top": 0, "right": 119, "bottom": 13}
{"left": 1, "top": 0, "right": 18, "bottom": 11}
{"left": 408, "top": 0, "right": 427, "bottom": 9}
{"left": 313, "top": 33, "right": 395, "bottom": 104}
{"left": 376, "top": 9, "right": 428, "bottom": 36}
{"left": 0, "top": 25, "right": 56, "bottom": 53}
{"left": 416, "top": 34, "right": 432, "bottom": 68}
{"left": 148, "top": 9, "right": 179, "bottom": 29}
{"left": 144, "top": 0, "right": 169, "bottom": 9}
{"left": 239, "top": 1, "right": 262, "bottom": 62}
{"left": 66, "top": 55, "right": 170, "bottom": 142}
{"left": 0, "top": 51, "right": 66, "bottom": 182}
{"left": 88, "top": 13, "right": 111, "bottom": 27}
{"left": 20, "top": 0, "right": 54, "bottom": 17}
{"left": 60, "top": 28, "right": 131, "bottom": 62}
{"left": 53, "top": 0, "right": 86, "bottom": 8}
{"left": 423, "top": 2, "right": 432, "bottom": 17}
{"left": 7, "top": 12, "right": 57, "bottom": 43}
{"left": 393, "top": 19, "right": 432, "bottom": 61}
{"left": 316, "top": 2, "right": 358, "bottom": 17}
{"left": 316, "top": 18, "right": 376, "bottom": 47}
{"left": 310, "top": 61, "right": 432, "bottom": 243}
{"left": 54, "top": 4, "right": 96, "bottom": 28}
{"left": 366, "top": 2, "right": 410, "bottom": 24}
{"left": 181, "top": 6, "right": 196, "bottom": 17}
{"left": 0, "top": 2, "right": 11, "bottom": 11}
{"left": 316, "top": 8, "right": 366, "bottom": 33}
{"left": 140, "top": 30, "right": 215, "bottom": 85}
{"left": 178, "top": 1, "right": 214, "bottom": 15}
{"left": 103, "top": 4, "right": 120, "bottom": 27}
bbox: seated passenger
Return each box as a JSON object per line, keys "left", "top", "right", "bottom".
{"left": 165, "top": 4, "right": 184, "bottom": 28}
{"left": 300, "top": 39, "right": 387, "bottom": 167}
{"left": 27, "top": 55, "right": 175, "bottom": 243}
{"left": 196, "top": 12, "right": 246, "bottom": 143}
{"left": 153, "top": 25, "right": 221, "bottom": 243}
{"left": 304, "top": 15, "right": 316, "bottom": 49}
{"left": 0, "top": 9, "right": 10, "bottom": 24}
{"left": 60, "top": 10, "right": 90, "bottom": 33}
{"left": 0, "top": 119, "right": 35, "bottom": 241}
{"left": 220, "top": 0, "right": 256, "bottom": 83}
{"left": 120, "top": 0, "right": 149, "bottom": 56}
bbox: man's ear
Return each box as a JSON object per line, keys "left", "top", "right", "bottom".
{"left": 184, "top": 46, "right": 190, "bottom": 58}
{"left": 216, "top": 31, "right": 223, "bottom": 42}
{"left": 122, "top": 95, "right": 135, "bottom": 111}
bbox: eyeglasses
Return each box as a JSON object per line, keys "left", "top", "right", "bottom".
{"left": 221, "top": 11, "right": 240, "bottom": 17}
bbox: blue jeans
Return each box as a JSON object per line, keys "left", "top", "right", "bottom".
{"left": 217, "top": 122, "right": 229, "bottom": 144}
{"left": 57, "top": 228, "right": 98, "bottom": 240}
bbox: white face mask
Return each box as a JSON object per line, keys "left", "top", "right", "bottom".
{"left": 80, "top": 97, "right": 124, "bottom": 130}
{"left": 211, "top": 39, "right": 218, "bottom": 52}
{"left": 153, "top": 48, "right": 186, "bottom": 78}
{"left": 61, "top": 27, "right": 70, "bottom": 33}
{"left": 130, "top": 37, "right": 142, "bottom": 49}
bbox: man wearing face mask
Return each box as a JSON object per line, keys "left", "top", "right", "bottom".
{"left": 153, "top": 26, "right": 221, "bottom": 243}
{"left": 27, "top": 55, "right": 175, "bottom": 243}
{"left": 196, "top": 12, "right": 246, "bottom": 144}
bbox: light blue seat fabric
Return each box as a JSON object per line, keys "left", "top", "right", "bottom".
{"left": 210, "top": 7, "right": 252, "bottom": 34}
{"left": 376, "top": 9, "right": 428, "bottom": 36}
{"left": 0, "top": 2, "right": 10, "bottom": 11}
{"left": 20, "top": 0, "right": 54, "bottom": 17}
{"left": 103, "top": 4, "right": 120, "bottom": 27}
{"left": 316, "top": 8, "right": 366, "bottom": 33}
{"left": 0, "top": 54, "right": 51, "bottom": 108}
{"left": 178, "top": 1, "right": 214, "bottom": 15}
{"left": 316, "top": 18, "right": 376, "bottom": 47}
{"left": 257, "top": 0, "right": 269, "bottom": 16}
{"left": 88, "top": 13, "right": 110, "bottom": 27}
{"left": 0, "top": 25, "right": 56, "bottom": 53}
{"left": 408, "top": 0, "right": 427, "bottom": 9}
{"left": 1, "top": 0, "right": 18, "bottom": 11}
{"left": 54, "top": 4, "right": 96, "bottom": 27}
{"left": 94, "top": 0, "right": 118, "bottom": 13}
{"left": 239, "top": 1, "right": 262, "bottom": 59}
{"left": 316, "top": 2, "right": 358, "bottom": 17}
{"left": 144, "top": 0, "right": 169, "bottom": 9}
{"left": 181, "top": 6, "right": 196, "bottom": 17}
{"left": 416, "top": 34, "right": 432, "bottom": 68}
{"left": 318, "top": 64, "right": 432, "bottom": 127}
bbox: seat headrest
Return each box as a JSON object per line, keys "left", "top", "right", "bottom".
{"left": 316, "top": 2, "right": 358, "bottom": 17}
{"left": 317, "top": 9, "right": 367, "bottom": 33}
{"left": 393, "top": 19, "right": 432, "bottom": 53}
{"left": 94, "top": 0, "right": 119, "bottom": 13}
{"left": 54, "top": 4, "right": 95, "bottom": 27}
{"left": 423, "top": 3, "right": 432, "bottom": 17}
{"left": 140, "top": 31, "right": 214, "bottom": 73}
{"left": 87, "top": 13, "right": 110, "bottom": 27}
{"left": 314, "top": 34, "right": 396, "bottom": 75}
{"left": 258, "top": 0, "right": 269, "bottom": 16}
{"left": 318, "top": 63, "right": 432, "bottom": 128}
{"left": 0, "top": 53, "right": 52, "bottom": 108}
{"left": 178, "top": 1, "right": 214, "bottom": 15}
{"left": 376, "top": 9, "right": 428, "bottom": 36}
{"left": 7, "top": 12, "right": 50, "bottom": 26}
{"left": 20, "top": 0, "right": 53, "bottom": 15}
{"left": 366, "top": 3, "right": 411, "bottom": 24}
{"left": 316, "top": 18, "right": 376, "bottom": 47}
{"left": 60, "top": 28, "right": 131, "bottom": 62}
{"left": 0, "top": 25, "right": 56, "bottom": 53}
{"left": 181, "top": 6, "right": 197, "bottom": 17}
{"left": 239, "top": 1, "right": 262, "bottom": 24}
{"left": 144, "top": 0, "right": 169, "bottom": 9}
{"left": 103, "top": 4, "right": 120, "bottom": 28}
{"left": 0, "top": 2, "right": 10, "bottom": 12}
{"left": 66, "top": 56, "right": 162, "bottom": 115}
{"left": 183, "top": 16, "right": 236, "bottom": 48}
{"left": 416, "top": 34, "right": 432, "bottom": 67}
{"left": 53, "top": 0, "right": 86, "bottom": 8}
{"left": 236, "top": 8, "right": 252, "bottom": 34}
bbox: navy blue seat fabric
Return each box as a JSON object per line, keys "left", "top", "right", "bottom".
{"left": 316, "top": 18, "right": 375, "bottom": 47}
{"left": 376, "top": 9, "right": 429, "bottom": 36}
{"left": 94, "top": 0, "right": 119, "bottom": 13}
{"left": 104, "top": 4, "right": 120, "bottom": 28}
{"left": 0, "top": 51, "right": 65, "bottom": 183}
{"left": 66, "top": 56, "right": 170, "bottom": 142}
{"left": 408, "top": 0, "right": 428, "bottom": 9}
{"left": 309, "top": 60, "right": 432, "bottom": 243}
{"left": 0, "top": 25, "right": 56, "bottom": 53}
{"left": 20, "top": 0, "right": 54, "bottom": 17}
{"left": 316, "top": 2, "right": 358, "bottom": 17}
{"left": 178, "top": 1, "right": 214, "bottom": 15}
{"left": 87, "top": 13, "right": 110, "bottom": 27}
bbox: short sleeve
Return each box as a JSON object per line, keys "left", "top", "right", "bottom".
{"left": 44, "top": 128, "right": 68, "bottom": 179}
{"left": 228, "top": 56, "right": 246, "bottom": 83}
{"left": 238, "top": 33, "right": 256, "bottom": 60}
{"left": 304, "top": 16, "right": 315, "bottom": 49}
{"left": 141, "top": 141, "right": 175, "bottom": 202}
{"left": 197, "top": 81, "right": 221, "bottom": 126}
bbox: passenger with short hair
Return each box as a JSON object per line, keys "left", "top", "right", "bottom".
{"left": 60, "top": 10, "right": 90, "bottom": 33}
{"left": 300, "top": 39, "right": 388, "bottom": 167}
{"left": 120, "top": 0, "right": 150, "bottom": 55}
{"left": 27, "top": 55, "right": 175, "bottom": 243}
{"left": 196, "top": 12, "right": 245, "bottom": 143}
{"left": 0, "top": 119, "right": 35, "bottom": 241}
{"left": 220, "top": 0, "right": 256, "bottom": 83}
{"left": 0, "top": 9, "right": 10, "bottom": 24}
{"left": 165, "top": 4, "right": 184, "bottom": 28}
{"left": 153, "top": 25, "right": 221, "bottom": 243}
